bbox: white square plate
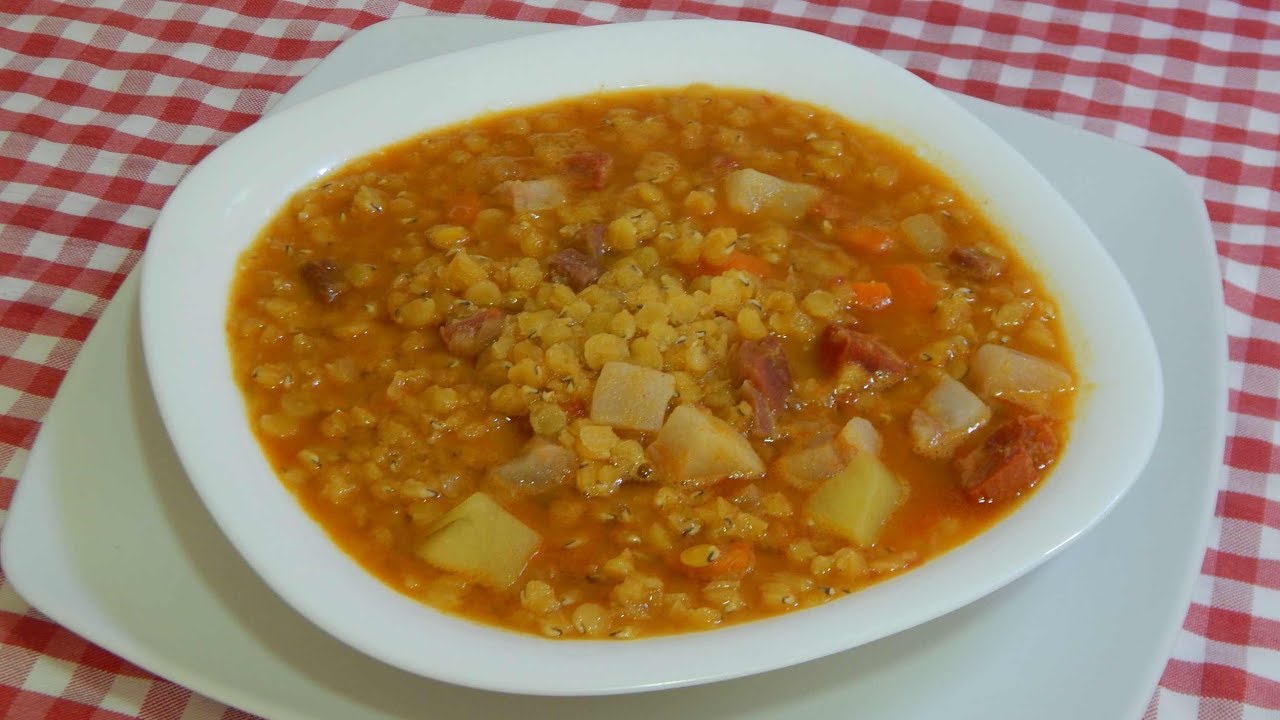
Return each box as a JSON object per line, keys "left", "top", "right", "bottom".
{"left": 1, "top": 16, "right": 1224, "bottom": 720}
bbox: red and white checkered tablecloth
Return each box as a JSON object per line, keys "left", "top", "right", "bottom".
{"left": 1, "top": 1, "right": 1276, "bottom": 717}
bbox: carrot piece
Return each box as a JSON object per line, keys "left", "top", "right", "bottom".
{"left": 850, "top": 281, "right": 893, "bottom": 311}
{"left": 882, "top": 263, "right": 938, "bottom": 311}
{"left": 702, "top": 252, "right": 780, "bottom": 279}
{"left": 836, "top": 225, "right": 894, "bottom": 255}
{"left": 446, "top": 191, "right": 483, "bottom": 226}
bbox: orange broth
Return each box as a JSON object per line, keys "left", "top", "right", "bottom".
{"left": 227, "top": 86, "right": 1074, "bottom": 638}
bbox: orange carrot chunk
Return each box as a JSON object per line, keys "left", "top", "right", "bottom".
{"left": 836, "top": 225, "right": 895, "bottom": 255}
{"left": 882, "top": 263, "right": 938, "bottom": 312}
{"left": 850, "top": 281, "right": 893, "bottom": 311}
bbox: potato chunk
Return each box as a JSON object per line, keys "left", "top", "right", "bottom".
{"left": 724, "top": 169, "right": 821, "bottom": 221}
{"left": 590, "top": 361, "right": 676, "bottom": 432}
{"left": 647, "top": 405, "right": 765, "bottom": 486}
{"left": 806, "top": 454, "right": 905, "bottom": 547}
{"left": 969, "top": 343, "right": 1073, "bottom": 409}
{"left": 417, "top": 493, "right": 540, "bottom": 587}
{"left": 837, "top": 416, "right": 882, "bottom": 457}
{"left": 900, "top": 212, "right": 949, "bottom": 255}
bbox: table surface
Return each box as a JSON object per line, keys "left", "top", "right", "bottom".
{"left": 0, "top": 2, "right": 1276, "bottom": 719}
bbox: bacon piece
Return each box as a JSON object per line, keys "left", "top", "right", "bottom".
{"left": 299, "top": 259, "right": 344, "bottom": 304}
{"left": 497, "top": 178, "right": 566, "bottom": 213}
{"left": 547, "top": 248, "right": 603, "bottom": 291}
{"left": 440, "top": 308, "right": 506, "bottom": 357}
{"left": 578, "top": 222, "right": 608, "bottom": 259}
{"left": 955, "top": 415, "right": 1059, "bottom": 503}
{"left": 818, "top": 324, "right": 909, "bottom": 383}
{"left": 491, "top": 438, "right": 576, "bottom": 495}
{"left": 564, "top": 151, "right": 614, "bottom": 189}
{"left": 949, "top": 246, "right": 1005, "bottom": 280}
{"left": 735, "top": 336, "right": 793, "bottom": 437}
{"left": 740, "top": 381, "right": 776, "bottom": 437}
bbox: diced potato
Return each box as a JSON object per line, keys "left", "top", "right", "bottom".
{"left": 837, "top": 417, "right": 882, "bottom": 457}
{"left": 920, "top": 376, "right": 989, "bottom": 428}
{"left": 969, "top": 343, "right": 1073, "bottom": 409}
{"left": 806, "top": 454, "right": 905, "bottom": 547}
{"left": 491, "top": 438, "right": 576, "bottom": 495}
{"left": 590, "top": 361, "right": 677, "bottom": 432}
{"left": 724, "top": 169, "right": 821, "bottom": 221}
{"left": 909, "top": 375, "right": 990, "bottom": 459}
{"left": 417, "top": 493, "right": 540, "bottom": 587}
{"left": 775, "top": 441, "right": 846, "bottom": 490}
{"left": 647, "top": 405, "right": 765, "bottom": 486}
{"left": 900, "top": 213, "right": 949, "bottom": 255}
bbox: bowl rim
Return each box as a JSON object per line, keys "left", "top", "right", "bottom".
{"left": 140, "top": 18, "right": 1163, "bottom": 696}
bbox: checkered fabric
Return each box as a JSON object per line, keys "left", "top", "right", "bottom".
{"left": 1, "top": 1, "right": 1276, "bottom": 717}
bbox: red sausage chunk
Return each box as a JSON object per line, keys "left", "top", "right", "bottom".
{"left": 949, "top": 246, "right": 1005, "bottom": 281}
{"left": 547, "top": 249, "right": 604, "bottom": 291}
{"left": 735, "top": 336, "right": 793, "bottom": 437}
{"left": 564, "top": 151, "right": 614, "bottom": 189}
{"left": 955, "top": 415, "right": 1059, "bottom": 503}
{"left": 440, "top": 308, "right": 506, "bottom": 357}
{"left": 818, "top": 324, "right": 909, "bottom": 384}
{"left": 299, "top": 259, "right": 345, "bottom": 304}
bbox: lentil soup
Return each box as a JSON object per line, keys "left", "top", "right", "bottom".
{"left": 227, "top": 85, "right": 1076, "bottom": 639}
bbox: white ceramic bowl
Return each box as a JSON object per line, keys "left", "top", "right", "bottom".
{"left": 140, "top": 19, "right": 1162, "bottom": 696}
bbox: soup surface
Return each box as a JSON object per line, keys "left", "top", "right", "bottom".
{"left": 227, "top": 86, "right": 1075, "bottom": 639}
